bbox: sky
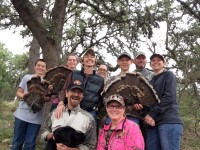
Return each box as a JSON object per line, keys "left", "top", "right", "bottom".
{"left": 0, "top": 28, "right": 29, "bottom": 55}
{"left": 0, "top": 23, "right": 167, "bottom": 75}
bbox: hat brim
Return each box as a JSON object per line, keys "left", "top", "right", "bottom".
{"left": 69, "top": 86, "right": 84, "bottom": 92}
{"left": 150, "top": 54, "right": 165, "bottom": 62}
{"left": 106, "top": 99, "right": 124, "bottom": 107}
{"left": 83, "top": 49, "right": 95, "bottom": 57}
{"left": 118, "top": 54, "right": 131, "bottom": 60}
{"left": 136, "top": 54, "right": 146, "bottom": 58}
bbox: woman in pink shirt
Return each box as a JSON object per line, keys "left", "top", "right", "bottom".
{"left": 97, "top": 94, "right": 144, "bottom": 150}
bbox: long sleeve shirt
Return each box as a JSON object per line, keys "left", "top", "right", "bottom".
{"left": 41, "top": 105, "right": 97, "bottom": 150}
{"left": 149, "top": 71, "right": 182, "bottom": 126}
{"left": 97, "top": 118, "right": 144, "bottom": 150}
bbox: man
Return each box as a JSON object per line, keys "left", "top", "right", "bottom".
{"left": 56, "top": 48, "right": 104, "bottom": 122}
{"left": 41, "top": 79, "right": 97, "bottom": 150}
{"left": 133, "top": 51, "right": 154, "bottom": 141}
{"left": 117, "top": 52, "right": 132, "bottom": 76}
{"left": 133, "top": 51, "right": 153, "bottom": 82}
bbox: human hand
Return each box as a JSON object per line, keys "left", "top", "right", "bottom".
{"left": 144, "top": 114, "right": 155, "bottom": 126}
{"left": 56, "top": 143, "right": 79, "bottom": 150}
{"left": 55, "top": 103, "right": 65, "bottom": 119}
{"left": 48, "top": 84, "right": 53, "bottom": 90}
{"left": 133, "top": 104, "right": 143, "bottom": 110}
{"left": 47, "top": 132, "right": 53, "bottom": 140}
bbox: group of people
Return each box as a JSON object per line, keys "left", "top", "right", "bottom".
{"left": 10, "top": 48, "right": 183, "bottom": 150}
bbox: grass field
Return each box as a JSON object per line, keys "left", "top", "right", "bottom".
{"left": 0, "top": 100, "right": 200, "bottom": 150}
{"left": 0, "top": 101, "right": 44, "bottom": 150}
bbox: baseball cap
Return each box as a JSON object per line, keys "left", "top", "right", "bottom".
{"left": 150, "top": 53, "right": 165, "bottom": 62}
{"left": 118, "top": 52, "right": 132, "bottom": 60}
{"left": 105, "top": 94, "right": 125, "bottom": 107}
{"left": 83, "top": 48, "right": 95, "bottom": 57}
{"left": 135, "top": 51, "right": 146, "bottom": 58}
{"left": 67, "top": 80, "right": 84, "bottom": 92}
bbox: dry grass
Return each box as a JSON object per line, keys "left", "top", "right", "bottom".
{"left": 0, "top": 100, "right": 200, "bottom": 150}
{"left": 0, "top": 100, "right": 44, "bottom": 150}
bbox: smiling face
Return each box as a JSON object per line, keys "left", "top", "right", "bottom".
{"left": 150, "top": 56, "right": 165, "bottom": 73}
{"left": 34, "top": 60, "right": 47, "bottom": 76}
{"left": 106, "top": 101, "right": 125, "bottom": 121}
{"left": 134, "top": 55, "right": 147, "bottom": 70}
{"left": 97, "top": 64, "right": 108, "bottom": 79}
{"left": 82, "top": 53, "right": 96, "bottom": 67}
{"left": 66, "top": 88, "right": 84, "bottom": 109}
{"left": 117, "top": 56, "right": 132, "bottom": 72}
{"left": 66, "top": 55, "right": 78, "bottom": 70}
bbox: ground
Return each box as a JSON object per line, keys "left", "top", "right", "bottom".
{"left": 0, "top": 100, "right": 200, "bottom": 150}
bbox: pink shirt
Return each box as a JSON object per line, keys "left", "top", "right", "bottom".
{"left": 96, "top": 119, "right": 144, "bottom": 150}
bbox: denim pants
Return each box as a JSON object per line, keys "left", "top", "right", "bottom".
{"left": 88, "top": 110, "right": 97, "bottom": 124}
{"left": 10, "top": 117, "right": 41, "bottom": 150}
{"left": 146, "top": 124, "right": 183, "bottom": 150}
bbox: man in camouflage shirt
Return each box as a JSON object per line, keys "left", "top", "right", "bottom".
{"left": 133, "top": 51, "right": 154, "bottom": 82}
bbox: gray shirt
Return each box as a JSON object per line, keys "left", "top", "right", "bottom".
{"left": 14, "top": 74, "right": 44, "bottom": 124}
{"left": 134, "top": 68, "right": 154, "bottom": 82}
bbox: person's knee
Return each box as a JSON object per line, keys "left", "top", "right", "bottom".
{"left": 23, "top": 142, "right": 35, "bottom": 150}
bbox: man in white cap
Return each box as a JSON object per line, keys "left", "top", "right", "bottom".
{"left": 133, "top": 51, "right": 153, "bottom": 82}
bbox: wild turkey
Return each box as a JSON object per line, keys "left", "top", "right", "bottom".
{"left": 23, "top": 76, "right": 49, "bottom": 113}
{"left": 24, "top": 66, "right": 71, "bottom": 113}
{"left": 43, "top": 65, "right": 71, "bottom": 95}
{"left": 101, "top": 72, "right": 160, "bottom": 118}
{"left": 46, "top": 126, "right": 86, "bottom": 150}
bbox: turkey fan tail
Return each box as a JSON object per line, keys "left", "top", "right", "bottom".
{"left": 137, "top": 76, "right": 159, "bottom": 105}
{"left": 50, "top": 73, "right": 68, "bottom": 95}
{"left": 102, "top": 75, "right": 122, "bottom": 98}
{"left": 103, "top": 72, "right": 160, "bottom": 106}
{"left": 44, "top": 65, "right": 71, "bottom": 82}
{"left": 27, "top": 76, "right": 42, "bottom": 90}
{"left": 43, "top": 66, "right": 71, "bottom": 95}
{"left": 23, "top": 90, "right": 44, "bottom": 113}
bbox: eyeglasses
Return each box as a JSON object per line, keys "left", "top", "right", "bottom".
{"left": 98, "top": 68, "right": 107, "bottom": 72}
{"left": 107, "top": 104, "right": 124, "bottom": 110}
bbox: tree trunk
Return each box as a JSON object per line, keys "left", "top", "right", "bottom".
{"left": 28, "top": 37, "right": 40, "bottom": 74}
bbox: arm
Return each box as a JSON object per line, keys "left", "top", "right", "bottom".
{"left": 16, "top": 87, "right": 25, "bottom": 100}
{"left": 148, "top": 71, "right": 177, "bottom": 118}
{"left": 41, "top": 112, "right": 53, "bottom": 142}
{"left": 96, "top": 81, "right": 104, "bottom": 111}
{"left": 56, "top": 144, "right": 79, "bottom": 150}
{"left": 78, "top": 119, "right": 97, "bottom": 150}
{"left": 55, "top": 73, "right": 72, "bottom": 118}
{"left": 126, "top": 123, "right": 145, "bottom": 150}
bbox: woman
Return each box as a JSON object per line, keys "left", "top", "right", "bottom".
{"left": 144, "top": 53, "right": 183, "bottom": 150}
{"left": 97, "top": 94, "right": 144, "bottom": 150}
{"left": 50, "top": 53, "right": 79, "bottom": 112}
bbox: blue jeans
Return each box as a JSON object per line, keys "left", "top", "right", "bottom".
{"left": 10, "top": 117, "right": 41, "bottom": 150}
{"left": 88, "top": 110, "right": 97, "bottom": 124}
{"left": 146, "top": 124, "right": 183, "bottom": 150}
